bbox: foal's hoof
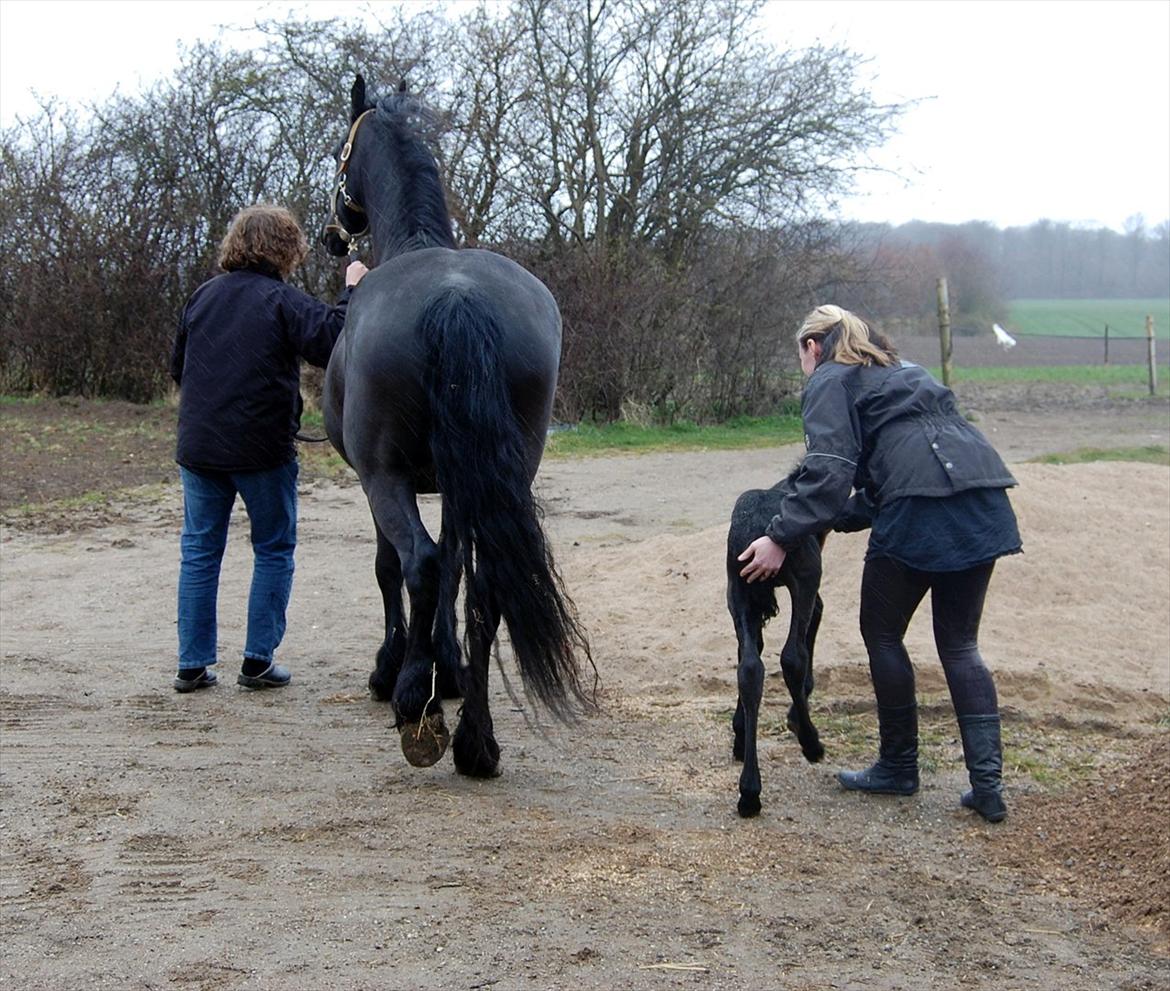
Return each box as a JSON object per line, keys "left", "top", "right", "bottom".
{"left": 399, "top": 712, "right": 450, "bottom": 767}
{"left": 802, "top": 738, "right": 826, "bottom": 764}
{"left": 737, "top": 791, "right": 761, "bottom": 818}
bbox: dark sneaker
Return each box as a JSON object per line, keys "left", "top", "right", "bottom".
{"left": 173, "top": 669, "right": 218, "bottom": 693}
{"left": 237, "top": 662, "right": 291, "bottom": 689}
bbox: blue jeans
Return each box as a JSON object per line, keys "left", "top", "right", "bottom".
{"left": 177, "top": 463, "right": 298, "bottom": 670}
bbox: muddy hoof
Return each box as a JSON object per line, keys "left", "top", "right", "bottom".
{"left": 399, "top": 712, "right": 450, "bottom": 768}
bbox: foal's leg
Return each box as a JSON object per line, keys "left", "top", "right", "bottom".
{"left": 805, "top": 593, "right": 824, "bottom": 698}
{"left": 728, "top": 577, "right": 766, "bottom": 817}
{"left": 452, "top": 570, "right": 502, "bottom": 778}
{"left": 731, "top": 614, "right": 764, "bottom": 763}
{"left": 368, "top": 524, "right": 406, "bottom": 702}
{"left": 787, "top": 592, "right": 823, "bottom": 732}
{"left": 779, "top": 583, "right": 825, "bottom": 763}
{"left": 365, "top": 474, "right": 448, "bottom": 765}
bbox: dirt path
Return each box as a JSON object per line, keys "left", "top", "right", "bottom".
{"left": 1, "top": 400, "right": 1168, "bottom": 990}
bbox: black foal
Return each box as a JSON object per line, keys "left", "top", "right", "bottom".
{"left": 726, "top": 480, "right": 827, "bottom": 817}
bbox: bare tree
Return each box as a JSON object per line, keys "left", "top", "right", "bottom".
{"left": 453, "top": 0, "right": 901, "bottom": 256}
{"left": 0, "top": 0, "right": 908, "bottom": 415}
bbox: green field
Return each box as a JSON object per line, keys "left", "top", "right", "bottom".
{"left": 1007, "top": 298, "right": 1170, "bottom": 339}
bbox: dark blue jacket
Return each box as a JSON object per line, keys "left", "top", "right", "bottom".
{"left": 765, "top": 360, "right": 1017, "bottom": 548}
{"left": 171, "top": 268, "right": 351, "bottom": 471}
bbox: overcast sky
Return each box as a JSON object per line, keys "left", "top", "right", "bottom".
{"left": 2, "top": 0, "right": 1167, "bottom": 232}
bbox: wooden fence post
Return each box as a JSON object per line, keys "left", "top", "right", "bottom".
{"left": 1147, "top": 314, "right": 1157, "bottom": 396}
{"left": 937, "top": 278, "right": 953, "bottom": 387}
{"left": 1103, "top": 324, "right": 1110, "bottom": 365}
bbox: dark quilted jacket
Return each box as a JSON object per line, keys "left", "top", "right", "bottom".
{"left": 766, "top": 360, "right": 1017, "bottom": 549}
{"left": 171, "top": 268, "right": 352, "bottom": 471}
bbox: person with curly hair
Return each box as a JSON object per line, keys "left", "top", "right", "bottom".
{"left": 737, "top": 304, "right": 1021, "bottom": 822}
{"left": 169, "top": 204, "right": 368, "bottom": 694}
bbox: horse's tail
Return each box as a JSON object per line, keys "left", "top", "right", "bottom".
{"left": 420, "top": 288, "right": 595, "bottom": 721}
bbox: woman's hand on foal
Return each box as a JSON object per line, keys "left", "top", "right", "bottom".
{"left": 738, "top": 536, "right": 786, "bottom": 583}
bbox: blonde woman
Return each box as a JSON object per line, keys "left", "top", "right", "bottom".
{"left": 738, "top": 305, "right": 1021, "bottom": 822}
{"left": 170, "top": 205, "right": 367, "bottom": 694}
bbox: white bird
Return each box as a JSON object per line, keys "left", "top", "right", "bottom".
{"left": 992, "top": 323, "right": 1017, "bottom": 350}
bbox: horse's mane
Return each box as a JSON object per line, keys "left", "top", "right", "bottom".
{"left": 370, "top": 92, "right": 455, "bottom": 252}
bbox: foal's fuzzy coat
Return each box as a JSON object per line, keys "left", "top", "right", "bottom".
{"left": 726, "top": 477, "right": 827, "bottom": 817}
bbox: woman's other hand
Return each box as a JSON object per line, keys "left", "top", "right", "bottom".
{"left": 738, "top": 536, "right": 787, "bottom": 583}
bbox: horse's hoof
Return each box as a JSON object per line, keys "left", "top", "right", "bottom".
{"left": 453, "top": 753, "right": 502, "bottom": 779}
{"left": 399, "top": 712, "right": 450, "bottom": 767}
{"left": 737, "top": 792, "right": 761, "bottom": 818}
{"left": 436, "top": 667, "right": 464, "bottom": 700}
{"left": 369, "top": 672, "right": 395, "bottom": 702}
{"left": 803, "top": 740, "right": 826, "bottom": 764}
{"left": 452, "top": 726, "right": 501, "bottom": 778}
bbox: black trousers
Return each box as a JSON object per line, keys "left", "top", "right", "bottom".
{"left": 859, "top": 556, "right": 999, "bottom": 717}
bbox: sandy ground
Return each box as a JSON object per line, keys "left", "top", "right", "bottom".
{"left": 1, "top": 400, "right": 1169, "bottom": 990}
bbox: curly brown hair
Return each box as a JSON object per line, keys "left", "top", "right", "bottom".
{"left": 217, "top": 205, "right": 310, "bottom": 278}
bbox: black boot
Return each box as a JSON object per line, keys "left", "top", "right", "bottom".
{"left": 837, "top": 703, "right": 919, "bottom": 796}
{"left": 958, "top": 714, "right": 1007, "bottom": 822}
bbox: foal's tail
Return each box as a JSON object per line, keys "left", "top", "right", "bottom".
{"left": 420, "top": 288, "right": 595, "bottom": 721}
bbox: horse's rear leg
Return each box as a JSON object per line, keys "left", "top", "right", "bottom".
{"left": 728, "top": 578, "right": 765, "bottom": 818}
{"left": 433, "top": 505, "right": 464, "bottom": 699}
{"left": 453, "top": 571, "right": 502, "bottom": 778}
{"left": 365, "top": 475, "right": 449, "bottom": 767}
{"left": 369, "top": 526, "right": 406, "bottom": 702}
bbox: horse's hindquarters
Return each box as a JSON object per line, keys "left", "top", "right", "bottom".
{"left": 338, "top": 250, "right": 561, "bottom": 475}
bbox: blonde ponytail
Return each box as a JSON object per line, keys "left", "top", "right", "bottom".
{"left": 796, "top": 304, "right": 897, "bottom": 367}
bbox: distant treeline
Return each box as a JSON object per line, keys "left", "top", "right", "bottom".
{"left": 826, "top": 219, "right": 1169, "bottom": 342}
{"left": 0, "top": 0, "right": 1166, "bottom": 420}
{"left": 869, "top": 219, "right": 1169, "bottom": 300}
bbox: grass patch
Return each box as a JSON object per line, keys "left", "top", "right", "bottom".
{"left": 292, "top": 410, "right": 357, "bottom": 481}
{"left": 781, "top": 702, "right": 959, "bottom": 774}
{"left": 716, "top": 699, "right": 1126, "bottom": 789}
{"left": 299, "top": 408, "right": 327, "bottom": 431}
{"left": 1007, "top": 298, "right": 1170, "bottom": 339}
{"left": 2, "top": 413, "right": 175, "bottom": 442}
{"left": 918, "top": 362, "right": 1170, "bottom": 392}
{"left": 299, "top": 445, "right": 354, "bottom": 481}
{"left": 1030, "top": 445, "right": 1170, "bottom": 466}
{"left": 0, "top": 481, "right": 177, "bottom": 526}
{"left": 303, "top": 405, "right": 808, "bottom": 459}
{"left": 544, "top": 413, "right": 805, "bottom": 457}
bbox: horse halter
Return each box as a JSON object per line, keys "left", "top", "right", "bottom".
{"left": 323, "top": 108, "right": 376, "bottom": 254}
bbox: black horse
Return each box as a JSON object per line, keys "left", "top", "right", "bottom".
{"left": 726, "top": 471, "right": 827, "bottom": 817}
{"left": 320, "top": 76, "right": 593, "bottom": 776}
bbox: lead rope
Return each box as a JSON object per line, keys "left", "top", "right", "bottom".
{"left": 415, "top": 664, "right": 439, "bottom": 742}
